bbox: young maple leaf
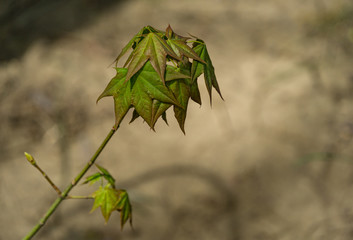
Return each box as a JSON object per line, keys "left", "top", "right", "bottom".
{"left": 124, "top": 32, "right": 181, "bottom": 84}
{"left": 97, "top": 62, "right": 190, "bottom": 129}
{"left": 90, "top": 185, "right": 120, "bottom": 223}
{"left": 114, "top": 190, "right": 133, "bottom": 230}
{"left": 90, "top": 184, "right": 133, "bottom": 229}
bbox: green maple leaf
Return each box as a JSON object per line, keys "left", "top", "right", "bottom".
{"left": 124, "top": 32, "right": 181, "bottom": 84}
{"left": 115, "top": 190, "right": 132, "bottom": 230}
{"left": 191, "top": 40, "right": 223, "bottom": 104}
{"left": 98, "top": 62, "right": 189, "bottom": 129}
{"left": 90, "top": 185, "right": 133, "bottom": 229}
{"left": 90, "top": 184, "right": 120, "bottom": 223}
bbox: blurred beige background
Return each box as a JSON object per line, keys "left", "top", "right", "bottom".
{"left": 1, "top": 0, "right": 353, "bottom": 239}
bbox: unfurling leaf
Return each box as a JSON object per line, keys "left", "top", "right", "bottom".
{"left": 95, "top": 164, "right": 116, "bottom": 188}
{"left": 82, "top": 172, "right": 103, "bottom": 185}
{"left": 115, "top": 190, "right": 133, "bottom": 230}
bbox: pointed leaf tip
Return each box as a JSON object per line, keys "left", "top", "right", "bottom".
{"left": 166, "top": 24, "right": 173, "bottom": 39}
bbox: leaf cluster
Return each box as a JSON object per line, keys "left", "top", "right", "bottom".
{"left": 98, "top": 25, "right": 223, "bottom": 133}
{"left": 84, "top": 165, "right": 132, "bottom": 229}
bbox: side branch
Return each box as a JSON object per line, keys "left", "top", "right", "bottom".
{"left": 25, "top": 153, "right": 62, "bottom": 195}
{"left": 23, "top": 125, "right": 118, "bottom": 240}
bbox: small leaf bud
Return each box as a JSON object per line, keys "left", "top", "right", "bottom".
{"left": 24, "top": 152, "right": 36, "bottom": 165}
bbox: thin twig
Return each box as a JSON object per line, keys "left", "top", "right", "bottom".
{"left": 25, "top": 154, "right": 62, "bottom": 195}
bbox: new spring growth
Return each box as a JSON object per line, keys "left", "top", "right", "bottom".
{"left": 24, "top": 152, "right": 36, "bottom": 165}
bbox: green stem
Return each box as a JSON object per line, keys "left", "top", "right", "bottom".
{"left": 23, "top": 125, "right": 118, "bottom": 240}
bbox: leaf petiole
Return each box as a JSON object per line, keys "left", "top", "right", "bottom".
{"left": 65, "top": 195, "right": 94, "bottom": 200}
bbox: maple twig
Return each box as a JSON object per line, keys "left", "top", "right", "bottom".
{"left": 23, "top": 125, "right": 118, "bottom": 240}
{"left": 25, "top": 153, "right": 62, "bottom": 195}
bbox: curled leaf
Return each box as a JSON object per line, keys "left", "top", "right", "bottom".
{"left": 192, "top": 40, "right": 223, "bottom": 104}
{"left": 95, "top": 164, "right": 116, "bottom": 188}
{"left": 115, "top": 190, "right": 133, "bottom": 230}
{"left": 82, "top": 172, "right": 103, "bottom": 185}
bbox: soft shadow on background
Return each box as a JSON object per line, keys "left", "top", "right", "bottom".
{"left": 1, "top": 0, "right": 353, "bottom": 239}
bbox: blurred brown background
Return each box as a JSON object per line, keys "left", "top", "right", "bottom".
{"left": 1, "top": 0, "right": 353, "bottom": 239}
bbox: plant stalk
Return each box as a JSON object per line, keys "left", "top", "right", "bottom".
{"left": 23, "top": 125, "right": 118, "bottom": 240}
